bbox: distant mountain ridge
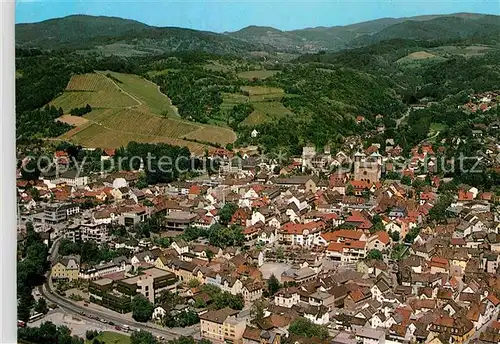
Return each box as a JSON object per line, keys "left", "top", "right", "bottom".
{"left": 15, "top": 13, "right": 500, "bottom": 55}
{"left": 227, "top": 13, "right": 500, "bottom": 52}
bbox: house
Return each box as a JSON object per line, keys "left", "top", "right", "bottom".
{"left": 164, "top": 211, "right": 198, "bottom": 231}
{"left": 171, "top": 239, "right": 189, "bottom": 255}
{"left": 326, "top": 240, "right": 367, "bottom": 264}
{"left": 242, "top": 327, "right": 281, "bottom": 344}
{"left": 51, "top": 255, "right": 81, "bottom": 281}
{"left": 242, "top": 280, "right": 264, "bottom": 305}
{"left": 281, "top": 267, "right": 317, "bottom": 285}
{"left": 355, "top": 327, "right": 385, "bottom": 344}
{"left": 278, "top": 221, "right": 325, "bottom": 247}
{"left": 366, "top": 231, "right": 391, "bottom": 252}
{"left": 302, "top": 305, "right": 329, "bottom": 325}
{"left": 113, "top": 267, "right": 177, "bottom": 304}
{"left": 79, "top": 256, "right": 131, "bottom": 280}
{"left": 271, "top": 176, "right": 318, "bottom": 193}
{"left": 274, "top": 288, "right": 300, "bottom": 308}
{"left": 428, "top": 314, "right": 475, "bottom": 343}
{"left": 371, "top": 276, "right": 392, "bottom": 303}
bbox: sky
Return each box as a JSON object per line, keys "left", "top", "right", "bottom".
{"left": 15, "top": 0, "right": 500, "bottom": 32}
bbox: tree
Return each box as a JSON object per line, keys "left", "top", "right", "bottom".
{"left": 401, "top": 175, "right": 412, "bottom": 185}
{"left": 370, "top": 215, "right": 385, "bottom": 233}
{"left": 218, "top": 203, "right": 238, "bottom": 225}
{"left": 188, "top": 279, "right": 201, "bottom": 288}
{"left": 390, "top": 231, "right": 400, "bottom": 242}
{"left": 366, "top": 249, "right": 383, "bottom": 260}
{"left": 288, "top": 317, "right": 329, "bottom": 340}
{"left": 86, "top": 330, "right": 100, "bottom": 341}
{"left": 131, "top": 294, "right": 154, "bottom": 322}
{"left": 35, "top": 297, "right": 48, "bottom": 314}
{"left": 131, "top": 330, "right": 157, "bottom": 344}
{"left": 205, "top": 249, "right": 215, "bottom": 262}
{"left": 429, "top": 194, "right": 453, "bottom": 222}
{"left": 213, "top": 292, "right": 244, "bottom": 310}
{"left": 346, "top": 183, "right": 355, "bottom": 196}
{"left": 21, "top": 159, "right": 41, "bottom": 180}
{"left": 267, "top": 274, "right": 281, "bottom": 295}
{"left": 18, "top": 291, "right": 35, "bottom": 322}
{"left": 404, "top": 227, "right": 421, "bottom": 244}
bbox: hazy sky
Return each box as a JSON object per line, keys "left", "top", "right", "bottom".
{"left": 15, "top": 0, "right": 499, "bottom": 32}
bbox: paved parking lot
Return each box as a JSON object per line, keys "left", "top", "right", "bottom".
{"left": 29, "top": 309, "right": 124, "bottom": 338}
{"left": 259, "top": 262, "right": 290, "bottom": 280}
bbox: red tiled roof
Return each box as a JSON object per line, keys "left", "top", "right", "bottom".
{"left": 430, "top": 257, "right": 449, "bottom": 269}
{"left": 373, "top": 231, "right": 390, "bottom": 245}
{"left": 458, "top": 190, "right": 474, "bottom": 201}
{"left": 487, "top": 293, "right": 500, "bottom": 306}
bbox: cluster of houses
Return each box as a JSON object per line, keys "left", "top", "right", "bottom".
{"left": 462, "top": 91, "right": 500, "bottom": 114}
{"left": 16, "top": 139, "right": 500, "bottom": 344}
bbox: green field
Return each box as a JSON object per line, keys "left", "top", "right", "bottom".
{"left": 396, "top": 51, "right": 441, "bottom": 64}
{"left": 430, "top": 45, "right": 493, "bottom": 58}
{"left": 429, "top": 122, "right": 448, "bottom": 137}
{"left": 237, "top": 70, "right": 279, "bottom": 80}
{"left": 102, "top": 71, "right": 178, "bottom": 117}
{"left": 222, "top": 85, "right": 293, "bottom": 126}
{"left": 146, "top": 68, "right": 171, "bottom": 78}
{"left": 54, "top": 72, "right": 236, "bottom": 154}
{"left": 86, "top": 331, "right": 130, "bottom": 344}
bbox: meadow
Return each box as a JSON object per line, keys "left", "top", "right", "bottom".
{"left": 237, "top": 70, "right": 279, "bottom": 80}
{"left": 85, "top": 331, "right": 130, "bottom": 344}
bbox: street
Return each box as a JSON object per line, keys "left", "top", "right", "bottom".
{"left": 28, "top": 308, "right": 125, "bottom": 338}
{"left": 40, "top": 283, "right": 198, "bottom": 341}
{"left": 39, "top": 235, "right": 199, "bottom": 341}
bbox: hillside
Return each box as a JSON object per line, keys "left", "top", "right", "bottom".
{"left": 15, "top": 15, "right": 274, "bottom": 56}
{"left": 351, "top": 15, "right": 500, "bottom": 46}
{"left": 16, "top": 13, "right": 500, "bottom": 56}
{"left": 226, "top": 13, "right": 500, "bottom": 52}
{"left": 52, "top": 71, "right": 236, "bottom": 154}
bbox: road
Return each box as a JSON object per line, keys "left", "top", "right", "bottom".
{"left": 39, "top": 284, "right": 189, "bottom": 340}
{"left": 396, "top": 107, "right": 411, "bottom": 129}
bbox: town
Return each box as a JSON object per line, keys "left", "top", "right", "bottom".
{"left": 16, "top": 123, "right": 500, "bottom": 344}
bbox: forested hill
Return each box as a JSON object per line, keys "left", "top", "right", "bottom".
{"left": 15, "top": 13, "right": 500, "bottom": 56}
{"left": 226, "top": 13, "right": 499, "bottom": 53}
{"left": 15, "top": 15, "right": 275, "bottom": 56}
{"left": 349, "top": 15, "right": 500, "bottom": 47}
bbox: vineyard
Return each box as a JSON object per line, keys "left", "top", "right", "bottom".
{"left": 50, "top": 90, "right": 138, "bottom": 112}
{"left": 65, "top": 73, "right": 119, "bottom": 92}
{"left": 67, "top": 123, "right": 209, "bottom": 155}
{"left": 54, "top": 72, "right": 236, "bottom": 153}
{"left": 100, "top": 71, "right": 178, "bottom": 117}
{"left": 183, "top": 125, "right": 237, "bottom": 146}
